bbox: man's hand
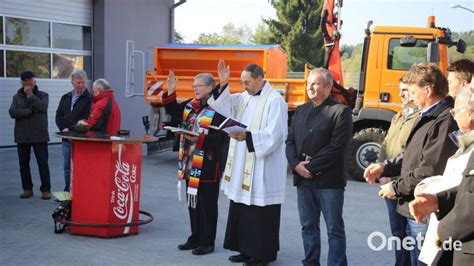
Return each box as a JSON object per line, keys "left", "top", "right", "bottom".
{"left": 378, "top": 182, "right": 396, "bottom": 199}
{"left": 229, "top": 131, "right": 246, "bottom": 141}
{"left": 62, "top": 128, "right": 69, "bottom": 132}
{"left": 217, "top": 59, "right": 230, "bottom": 87}
{"left": 435, "top": 233, "right": 441, "bottom": 247}
{"left": 183, "top": 133, "right": 198, "bottom": 142}
{"left": 409, "top": 193, "right": 438, "bottom": 223}
{"left": 378, "top": 177, "right": 392, "bottom": 185}
{"left": 77, "top": 120, "right": 88, "bottom": 126}
{"left": 23, "top": 85, "right": 33, "bottom": 97}
{"left": 167, "top": 71, "right": 177, "bottom": 95}
{"left": 295, "top": 161, "right": 312, "bottom": 179}
{"left": 364, "top": 163, "right": 384, "bottom": 184}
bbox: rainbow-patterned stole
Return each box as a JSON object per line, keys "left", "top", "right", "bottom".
{"left": 177, "top": 100, "right": 216, "bottom": 208}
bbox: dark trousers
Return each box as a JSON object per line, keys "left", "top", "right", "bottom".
{"left": 224, "top": 201, "right": 281, "bottom": 262}
{"left": 186, "top": 180, "right": 220, "bottom": 247}
{"left": 385, "top": 199, "right": 411, "bottom": 266}
{"left": 62, "top": 141, "right": 72, "bottom": 191}
{"left": 17, "top": 142, "right": 51, "bottom": 192}
{"left": 297, "top": 186, "right": 347, "bottom": 266}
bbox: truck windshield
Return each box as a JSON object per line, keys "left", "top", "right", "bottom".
{"left": 387, "top": 38, "right": 430, "bottom": 70}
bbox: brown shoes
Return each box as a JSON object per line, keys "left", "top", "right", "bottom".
{"left": 19, "top": 191, "right": 51, "bottom": 199}
{"left": 20, "top": 191, "right": 33, "bottom": 198}
{"left": 41, "top": 191, "right": 51, "bottom": 200}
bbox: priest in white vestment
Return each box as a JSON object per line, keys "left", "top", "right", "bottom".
{"left": 209, "top": 60, "right": 288, "bottom": 265}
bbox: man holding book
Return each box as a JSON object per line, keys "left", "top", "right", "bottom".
{"left": 209, "top": 60, "right": 288, "bottom": 265}
{"left": 162, "top": 71, "right": 229, "bottom": 256}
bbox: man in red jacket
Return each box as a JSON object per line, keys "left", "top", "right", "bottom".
{"left": 78, "top": 78, "right": 121, "bottom": 134}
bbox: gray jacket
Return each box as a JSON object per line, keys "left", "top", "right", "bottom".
{"left": 9, "top": 86, "right": 50, "bottom": 143}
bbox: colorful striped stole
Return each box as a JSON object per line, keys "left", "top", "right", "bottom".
{"left": 177, "top": 101, "right": 216, "bottom": 208}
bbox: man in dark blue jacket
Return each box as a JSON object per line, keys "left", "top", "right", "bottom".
{"left": 286, "top": 68, "right": 353, "bottom": 266}
{"left": 55, "top": 69, "right": 91, "bottom": 191}
{"left": 9, "top": 71, "right": 51, "bottom": 200}
{"left": 365, "top": 63, "right": 458, "bottom": 266}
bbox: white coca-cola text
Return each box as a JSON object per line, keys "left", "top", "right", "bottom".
{"left": 112, "top": 160, "right": 137, "bottom": 220}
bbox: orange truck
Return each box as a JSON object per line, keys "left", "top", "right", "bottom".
{"left": 144, "top": 17, "right": 466, "bottom": 181}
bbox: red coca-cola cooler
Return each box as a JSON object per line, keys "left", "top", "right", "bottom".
{"left": 56, "top": 132, "right": 156, "bottom": 238}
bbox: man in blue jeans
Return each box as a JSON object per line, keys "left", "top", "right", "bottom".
{"left": 55, "top": 69, "right": 91, "bottom": 191}
{"left": 365, "top": 63, "right": 458, "bottom": 266}
{"left": 286, "top": 68, "right": 353, "bottom": 266}
{"left": 373, "top": 80, "right": 419, "bottom": 266}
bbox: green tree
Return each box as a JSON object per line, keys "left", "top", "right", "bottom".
{"left": 448, "top": 31, "right": 474, "bottom": 63}
{"left": 174, "top": 30, "right": 185, "bottom": 43}
{"left": 252, "top": 21, "right": 273, "bottom": 44}
{"left": 194, "top": 22, "right": 252, "bottom": 44}
{"left": 341, "top": 44, "right": 362, "bottom": 89}
{"left": 265, "top": 0, "right": 325, "bottom": 71}
{"left": 222, "top": 23, "right": 253, "bottom": 44}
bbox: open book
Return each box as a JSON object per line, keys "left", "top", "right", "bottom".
{"left": 163, "top": 126, "right": 199, "bottom": 137}
{"left": 418, "top": 175, "right": 460, "bottom": 265}
{"left": 208, "top": 117, "right": 247, "bottom": 134}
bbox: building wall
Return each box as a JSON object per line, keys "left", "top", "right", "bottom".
{"left": 0, "top": 0, "right": 172, "bottom": 146}
{"left": 0, "top": 0, "right": 93, "bottom": 146}
{"left": 94, "top": 0, "right": 172, "bottom": 137}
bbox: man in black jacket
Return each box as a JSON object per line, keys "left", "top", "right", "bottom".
{"left": 409, "top": 154, "right": 474, "bottom": 265}
{"left": 9, "top": 71, "right": 51, "bottom": 200}
{"left": 55, "top": 69, "right": 92, "bottom": 191}
{"left": 364, "top": 63, "right": 458, "bottom": 266}
{"left": 286, "top": 68, "right": 353, "bottom": 266}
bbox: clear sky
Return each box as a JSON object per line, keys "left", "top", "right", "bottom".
{"left": 175, "top": 0, "right": 474, "bottom": 45}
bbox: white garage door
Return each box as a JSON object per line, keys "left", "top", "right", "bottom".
{"left": 0, "top": 0, "right": 93, "bottom": 146}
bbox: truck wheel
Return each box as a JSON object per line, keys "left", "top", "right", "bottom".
{"left": 348, "top": 128, "right": 386, "bottom": 182}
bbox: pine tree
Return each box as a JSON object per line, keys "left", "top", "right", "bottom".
{"left": 265, "top": 0, "right": 325, "bottom": 71}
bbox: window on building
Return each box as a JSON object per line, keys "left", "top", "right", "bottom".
{"left": 53, "top": 54, "right": 92, "bottom": 79}
{"left": 5, "top": 17, "right": 50, "bottom": 47}
{"left": 53, "top": 23, "right": 91, "bottom": 50}
{"left": 0, "top": 50, "right": 4, "bottom": 77}
{"left": 388, "top": 38, "right": 429, "bottom": 70}
{"left": 6, "top": 51, "right": 50, "bottom": 78}
{"left": 0, "top": 17, "right": 3, "bottom": 44}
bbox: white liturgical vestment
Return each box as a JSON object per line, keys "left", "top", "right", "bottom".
{"left": 208, "top": 81, "right": 288, "bottom": 206}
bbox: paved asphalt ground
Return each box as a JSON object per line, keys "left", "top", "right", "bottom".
{"left": 1, "top": 144, "right": 394, "bottom": 265}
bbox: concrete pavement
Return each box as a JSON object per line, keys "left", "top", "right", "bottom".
{"left": 0, "top": 144, "right": 394, "bottom": 265}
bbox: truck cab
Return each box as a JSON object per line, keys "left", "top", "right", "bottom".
{"left": 348, "top": 17, "right": 466, "bottom": 180}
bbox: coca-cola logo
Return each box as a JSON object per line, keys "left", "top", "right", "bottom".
{"left": 112, "top": 154, "right": 137, "bottom": 221}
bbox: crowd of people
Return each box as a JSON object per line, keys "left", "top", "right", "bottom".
{"left": 364, "top": 59, "right": 474, "bottom": 266}
{"left": 9, "top": 70, "right": 121, "bottom": 197}
{"left": 8, "top": 58, "right": 474, "bottom": 266}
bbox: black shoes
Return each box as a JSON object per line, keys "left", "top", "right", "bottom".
{"left": 178, "top": 241, "right": 214, "bottom": 255}
{"left": 178, "top": 241, "right": 199, "bottom": 250}
{"left": 191, "top": 246, "right": 214, "bottom": 255}
{"left": 244, "top": 259, "right": 269, "bottom": 266}
{"left": 229, "top": 253, "right": 251, "bottom": 263}
{"left": 229, "top": 254, "right": 270, "bottom": 265}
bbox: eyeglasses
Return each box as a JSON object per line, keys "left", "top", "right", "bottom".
{"left": 192, "top": 84, "right": 209, "bottom": 89}
{"left": 240, "top": 80, "right": 252, "bottom": 86}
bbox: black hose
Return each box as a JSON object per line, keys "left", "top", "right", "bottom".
{"left": 62, "top": 210, "right": 154, "bottom": 228}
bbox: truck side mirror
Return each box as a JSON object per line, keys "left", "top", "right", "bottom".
{"left": 400, "top": 36, "right": 417, "bottom": 47}
{"left": 427, "top": 42, "right": 440, "bottom": 64}
{"left": 456, "top": 39, "right": 467, "bottom": 53}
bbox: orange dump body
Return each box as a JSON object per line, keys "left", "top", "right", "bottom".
{"left": 145, "top": 44, "right": 307, "bottom": 110}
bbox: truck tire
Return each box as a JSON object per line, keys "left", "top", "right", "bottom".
{"left": 347, "top": 127, "right": 386, "bottom": 182}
